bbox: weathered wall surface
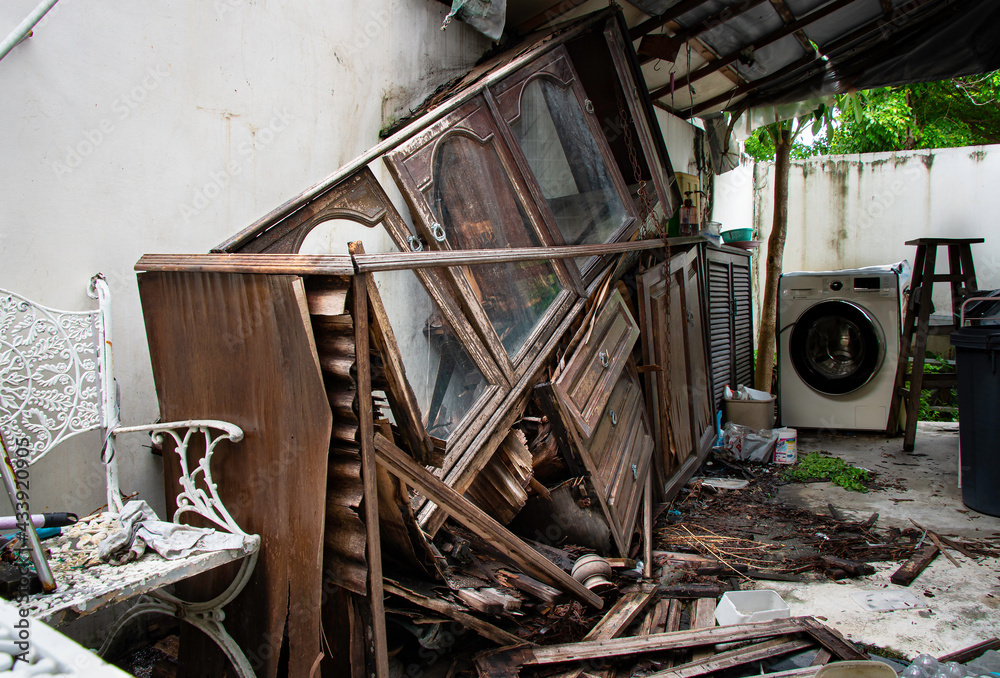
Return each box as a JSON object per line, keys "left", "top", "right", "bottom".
{"left": 0, "top": 0, "right": 490, "bottom": 517}
{"left": 717, "top": 144, "right": 1000, "bottom": 334}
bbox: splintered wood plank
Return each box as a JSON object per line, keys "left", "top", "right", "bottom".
{"left": 474, "top": 617, "right": 863, "bottom": 676}
{"left": 690, "top": 598, "right": 716, "bottom": 662}
{"left": 639, "top": 600, "right": 670, "bottom": 636}
{"left": 647, "top": 637, "right": 815, "bottom": 678}
{"left": 890, "top": 543, "right": 939, "bottom": 586}
{"left": 583, "top": 587, "right": 658, "bottom": 641}
{"left": 373, "top": 433, "right": 602, "bottom": 609}
{"left": 385, "top": 580, "right": 523, "bottom": 646}
{"left": 353, "top": 271, "right": 390, "bottom": 678}
{"left": 138, "top": 271, "right": 332, "bottom": 678}
{"left": 497, "top": 570, "right": 561, "bottom": 605}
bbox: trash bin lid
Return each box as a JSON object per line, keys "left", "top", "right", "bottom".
{"left": 950, "top": 326, "right": 1000, "bottom": 350}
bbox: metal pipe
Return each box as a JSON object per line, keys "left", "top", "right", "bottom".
{"left": 0, "top": 0, "right": 60, "bottom": 63}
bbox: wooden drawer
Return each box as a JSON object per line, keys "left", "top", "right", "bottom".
{"left": 578, "top": 364, "right": 654, "bottom": 544}
{"left": 553, "top": 289, "right": 640, "bottom": 438}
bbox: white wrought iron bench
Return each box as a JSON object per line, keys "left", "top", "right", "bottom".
{"left": 0, "top": 274, "right": 260, "bottom": 677}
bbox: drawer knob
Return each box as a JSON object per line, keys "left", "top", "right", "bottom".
{"left": 632, "top": 463, "right": 638, "bottom": 480}
{"left": 609, "top": 409, "right": 618, "bottom": 426}
{"left": 599, "top": 350, "right": 610, "bottom": 367}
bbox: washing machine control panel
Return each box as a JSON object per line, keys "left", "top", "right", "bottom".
{"left": 783, "top": 274, "right": 898, "bottom": 299}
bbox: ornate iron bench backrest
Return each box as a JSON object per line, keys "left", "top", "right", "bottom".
{"left": 0, "top": 275, "right": 120, "bottom": 506}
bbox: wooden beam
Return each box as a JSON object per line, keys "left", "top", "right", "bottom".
{"left": 353, "top": 271, "right": 391, "bottom": 678}
{"left": 352, "top": 240, "right": 667, "bottom": 272}
{"left": 373, "top": 433, "right": 603, "bottom": 609}
{"left": 766, "top": 0, "right": 819, "bottom": 55}
{"left": 135, "top": 253, "right": 355, "bottom": 275}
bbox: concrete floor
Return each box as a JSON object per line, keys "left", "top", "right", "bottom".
{"left": 751, "top": 422, "right": 1000, "bottom": 659}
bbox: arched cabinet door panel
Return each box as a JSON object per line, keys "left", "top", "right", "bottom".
{"left": 385, "top": 96, "right": 578, "bottom": 382}
{"left": 489, "top": 46, "right": 638, "bottom": 288}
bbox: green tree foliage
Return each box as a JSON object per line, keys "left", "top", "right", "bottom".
{"left": 744, "top": 71, "right": 1000, "bottom": 160}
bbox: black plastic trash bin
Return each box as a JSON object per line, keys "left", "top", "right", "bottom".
{"left": 951, "top": 326, "right": 1000, "bottom": 517}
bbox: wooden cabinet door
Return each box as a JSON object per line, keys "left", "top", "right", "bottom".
{"left": 385, "top": 96, "right": 578, "bottom": 382}
{"left": 639, "top": 248, "right": 713, "bottom": 485}
{"left": 489, "top": 46, "right": 638, "bottom": 287}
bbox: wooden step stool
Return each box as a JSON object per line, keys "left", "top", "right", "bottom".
{"left": 890, "top": 237, "right": 983, "bottom": 451}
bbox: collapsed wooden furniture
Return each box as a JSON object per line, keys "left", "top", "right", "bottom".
{"left": 130, "top": 7, "right": 756, "bottom": 676}
{"left": 0, "top": 275, "right": 260, "bottom": 677}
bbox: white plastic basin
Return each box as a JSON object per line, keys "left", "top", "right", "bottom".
{"left": 714, "top": 590, "right": 790, "bottom": 626}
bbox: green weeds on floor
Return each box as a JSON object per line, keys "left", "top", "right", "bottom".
{"left": 783, "top": 452, "right": 871, "bottom": 492}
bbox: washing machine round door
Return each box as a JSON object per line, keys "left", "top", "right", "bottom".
{"left": 789, "top": 300, "right": 885, "bottom": 395}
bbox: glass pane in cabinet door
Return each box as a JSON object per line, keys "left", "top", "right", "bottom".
{"left": 511, "top": 77, "right": 629, "bottom": 264}
{"left": 425, "top": 133, "right": 564, "bottom": 358}
{"left": 378, "top": 269, "right": 491, "bottom": 440}
{"left": 301, "top": 219, "right": 491, "bottom": 441}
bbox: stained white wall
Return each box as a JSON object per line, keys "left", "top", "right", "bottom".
{"left": 717, "top": 145, "right": 1000, "bottom": 334}
{"left": 0, "top": 0, "right": 490, "bottom": 518}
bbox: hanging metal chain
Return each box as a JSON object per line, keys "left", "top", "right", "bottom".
{"left": 615, "top": 82, "right": 657, "bottom": 232}
{"left": 614, "top": 80, "right": 676, "bottom": 466}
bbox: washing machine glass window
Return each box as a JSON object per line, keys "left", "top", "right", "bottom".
{"left": 790, "top": 300, "right": 885, "bottom": 395}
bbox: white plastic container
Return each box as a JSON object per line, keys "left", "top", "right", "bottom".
{"left": 815, "top": 661, "right": 896, "bottom": 677}
{"left": 774, "top": 427, "right": 797, "bottom": 464}
{"left": 714, "top": 590, "right": 790, "bottom": 626}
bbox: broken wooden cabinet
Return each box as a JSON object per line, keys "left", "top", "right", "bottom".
{"left": 638, "top": 247, "right": 715, "bottom": 495}
{"left": 536, "top": 289, "right": 654, "bottom": 556}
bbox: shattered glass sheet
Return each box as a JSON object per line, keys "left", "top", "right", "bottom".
{"left": 851, "top": 590, "right": 930, "bottom": 612}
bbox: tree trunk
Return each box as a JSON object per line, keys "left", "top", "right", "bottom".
{"left": 754, "top": 128, "right": 793, "bottom": 393}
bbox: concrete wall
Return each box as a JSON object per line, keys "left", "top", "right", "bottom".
{"left": 716, "top": 144, "right": 1000, "bottom": 335}
{"left": 0, "top": 0, "right": 491, "bottom": 518}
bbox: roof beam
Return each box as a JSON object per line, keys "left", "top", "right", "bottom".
{"left": 517, "top": 0, "right": 593, "bottom": 35}
{"left": 680, "top": 0, "right": 941, "bottom": 117}
{"left": 637, "top": 0, "right": 769, "bottom": 64}
{"left": 629, "top": 0, "right": 712, "bottom": 40}
{"left": 649, "top": 0, "right": 854, "bottom": 100}
{"left": 767, "top": 0, "right": 819, "bottom": 56}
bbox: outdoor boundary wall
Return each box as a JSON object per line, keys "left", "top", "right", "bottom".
{"left": 714, "top": 144, "right": 1000, "bottom": 337}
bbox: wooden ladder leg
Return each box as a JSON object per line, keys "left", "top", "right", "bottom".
{"left": 889, "top": 245, "right": 926, "bottom": 433}
{"left": 903, "top": 246, "right": 938, "bottom": 451}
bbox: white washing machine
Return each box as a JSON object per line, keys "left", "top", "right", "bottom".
{"left": 778, "top": 263, "right": 908, "bottom": 431}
